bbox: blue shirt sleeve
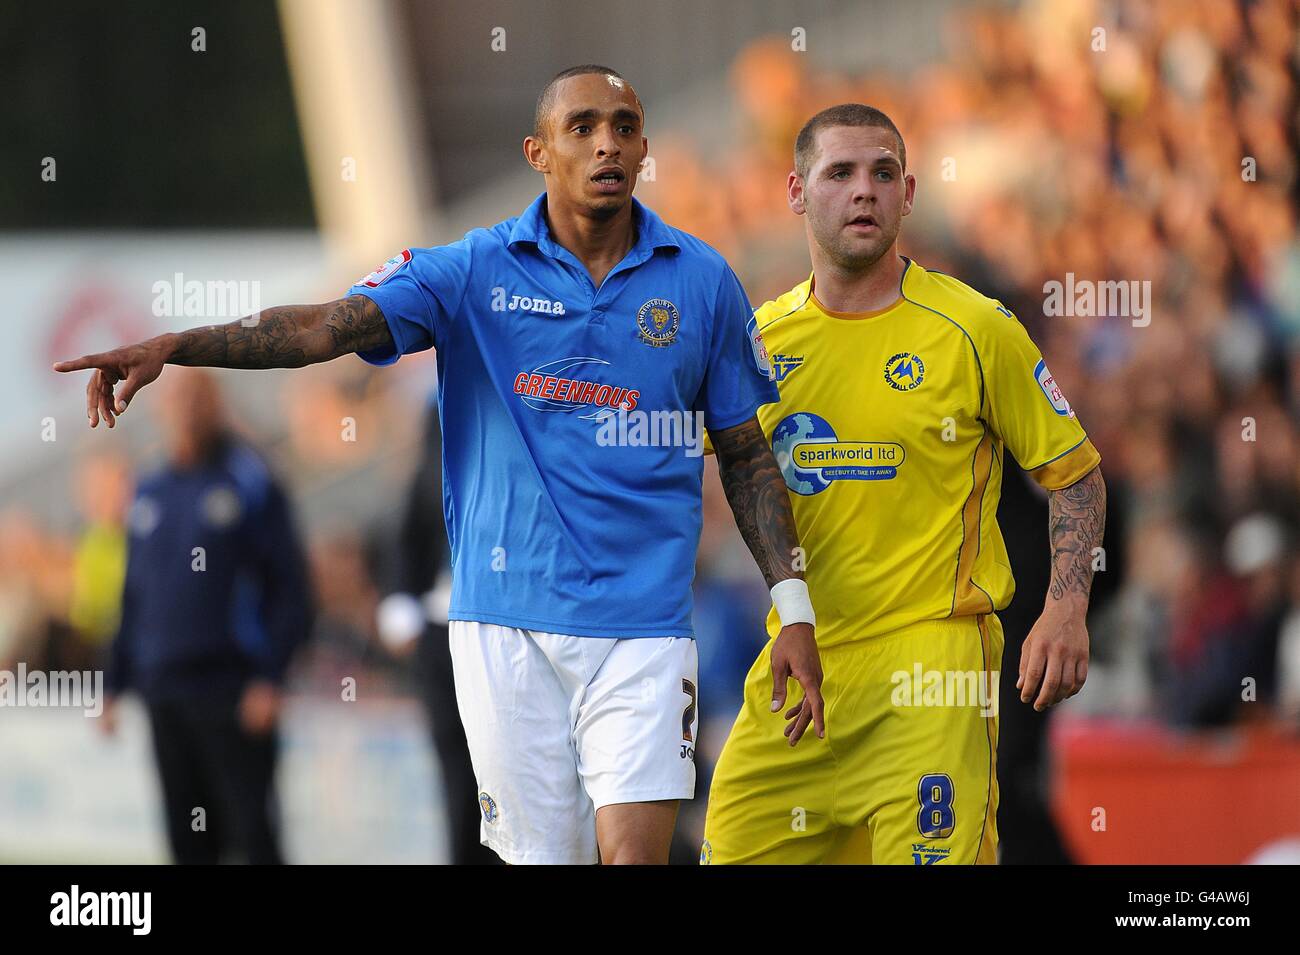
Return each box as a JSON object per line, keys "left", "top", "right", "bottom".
{"left": 346, "top": 238, "right": 474, "bottom": 365}
{"left": 693, "top": 265, "right": 781, "bottom": 431}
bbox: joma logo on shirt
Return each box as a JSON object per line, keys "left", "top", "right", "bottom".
{"left": 491, "top": 286, "right": 567, "bottom": 316}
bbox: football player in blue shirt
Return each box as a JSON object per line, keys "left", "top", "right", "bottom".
{"left": 55, "top": 65, "right": 824, "bottom": 865}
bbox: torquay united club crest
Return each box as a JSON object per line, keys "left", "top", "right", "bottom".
{"left": 636, "top": 298, "right": 680, "bottom": 347}
{"left": 884, "top": 351, "right": 925, "bottom": 391}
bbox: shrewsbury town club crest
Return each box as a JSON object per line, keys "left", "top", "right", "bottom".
{"left": 637, "top": 298, "right": 680, "bottom": 347}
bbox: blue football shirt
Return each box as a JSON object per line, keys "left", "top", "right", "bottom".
{"left": 348, "top": 193, "right": 779, "bottom": 638}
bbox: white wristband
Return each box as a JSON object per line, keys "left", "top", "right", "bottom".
{"left": 771, "top": 578, "right": 815, "bottom": 628}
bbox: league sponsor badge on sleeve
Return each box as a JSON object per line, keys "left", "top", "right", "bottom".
{"left": 747, "top": 315, "right": 774, "bottom": 380}
{"left": 1034, "top": 359, "right": 1074, "bottom": 417}
{"left": 358, "top": 249, "right": 413, "bottom": 288}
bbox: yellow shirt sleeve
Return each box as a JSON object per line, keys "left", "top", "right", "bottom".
{"left": 982, "top": 309, "right": 1100, "bottom": 490}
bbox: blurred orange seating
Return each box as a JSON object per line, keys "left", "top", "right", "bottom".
{"left": 1050, "top": 718, "right": 1300, "bottom": 864}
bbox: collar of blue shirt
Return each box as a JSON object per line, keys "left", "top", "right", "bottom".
{"left": 507, "top": 192, "right": 682, "bottom": 267}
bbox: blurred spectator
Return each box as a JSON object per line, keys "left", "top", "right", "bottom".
{"left": 0, "top": 511, "right": 73, "bottom": 673}
{"left": 67, "top": 453, "right": 132, "bottom": 672}
{"left": 1161, "top": 513, "right": 1290, "bottom": 727}
{"left": 102, "top": 369, "right": 314, "bottom": 864}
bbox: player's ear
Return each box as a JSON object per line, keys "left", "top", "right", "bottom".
{"left": 523, "top": 135, "right": 548, "bottom": 174}
{"left": 788, "top": 171, "right": 806, "bottom": 215}
{"left": 901, "top": 172, "right": 917, "bottom": 217}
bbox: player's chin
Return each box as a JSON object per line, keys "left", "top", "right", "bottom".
{"left": 833, "top": 235, "right": 891, "bottom": 270}
{"left": 582, "top": 188, "right": 631, "bottom": 217}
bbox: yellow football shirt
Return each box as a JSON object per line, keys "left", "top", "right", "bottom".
{"left": 739, "top": 258, "right": 1099, "bottom": 648}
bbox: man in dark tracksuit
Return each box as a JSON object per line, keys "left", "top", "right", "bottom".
{"left": 104, "top": 370, "right": 313, "bottom": 864}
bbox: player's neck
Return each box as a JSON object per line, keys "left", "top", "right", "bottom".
{"left": 543, "top": 194, "right": 637, "bottom": 288}
{"left": 810, "top": 249, "right": 907, "bottom": 315}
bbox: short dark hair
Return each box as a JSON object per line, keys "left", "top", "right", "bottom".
{"left": 534, "top": 65, "right": 642, "bottom": 139}
{"left": 794, "top": 104, "right": 906, "bottom": 179}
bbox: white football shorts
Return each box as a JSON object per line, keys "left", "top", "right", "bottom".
{"left": 448, "top": 620, "right": 699, "bottom": 864}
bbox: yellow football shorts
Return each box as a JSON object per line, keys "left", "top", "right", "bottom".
{"left": 702, "top": 614, "right": 1002, "bottom": 865}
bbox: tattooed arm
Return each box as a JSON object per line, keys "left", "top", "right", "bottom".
{"left": 1047, "top": 465, "right": 1108, "bottom": 602}
{"left": 712, "top": 417, "right": 802, "bottom": 588}
{"left": 1018, "top": 464, "right": 1107, "bottom": 711}
{"left": 712, "top": 416, "right": 825, "bottom": 744}
{"left": 53, "top": 295, "right": 393, "bottom": 428}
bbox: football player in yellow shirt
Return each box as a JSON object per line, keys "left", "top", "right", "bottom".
{"left": 701, "top": 104, "right": 1107, "bottom": 865}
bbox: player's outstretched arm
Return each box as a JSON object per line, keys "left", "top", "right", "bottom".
{"left": 1018, "top": 464, "right": 1107, "bottom": 711}
{"left": 712, "top": 415, "right": 825, "bottom": 745}
{"left": 53, "top": 295, "right": 393, "bottom": 428}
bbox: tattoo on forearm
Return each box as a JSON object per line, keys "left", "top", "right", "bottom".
{"left": 1047, "top": 466, "right": 1107, "bottom": 601}
{"left": 168, "top": 295, "right": 391, "bottom": 369}
{"left": 169, "top": 307, "right": 312, "bottom": 368}
{"left": 713, "top": 417, "right": 801, "bottom": 589}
